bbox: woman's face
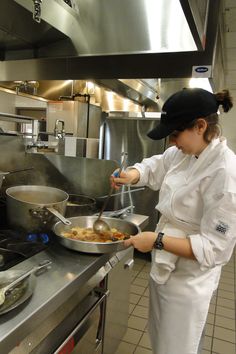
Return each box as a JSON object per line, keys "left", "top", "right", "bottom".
{"left": 169, "top": 122, "right": 208, "bottom": 156}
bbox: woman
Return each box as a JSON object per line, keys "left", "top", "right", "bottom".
{"left": 112, "top": 88, "right": 236, "bottom": 354}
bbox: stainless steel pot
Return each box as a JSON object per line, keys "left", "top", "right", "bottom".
{"left": 65, "top": 194, "right": 96, "bottom": 217}
{"left": 6, "top": 185, "right": 71, "bottom": 233}
{"left": 53, "top": 216, "right": 140, "bottom": 254}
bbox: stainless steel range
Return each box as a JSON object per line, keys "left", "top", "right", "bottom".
{"left": 0, "top": 208, "right": 139, "bottom": 354}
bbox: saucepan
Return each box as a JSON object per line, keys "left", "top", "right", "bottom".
{"left": 0, "top": 168, "right": 34, "bottom": 188}
{"left": 6, "top": 185, "right": 71, "bottom": 233}
{"left": 65, "top": 194, "right": 97, "bottom": 217}
{"left": 52, "top": 215, "right": 140, "bottom": 254}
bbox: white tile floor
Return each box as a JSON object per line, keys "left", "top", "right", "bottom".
{"left": 115, "top": 250, "right": 236, "bottom": 354}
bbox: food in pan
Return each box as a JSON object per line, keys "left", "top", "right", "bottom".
{"left": 61, "top": 226, "right": 130, "bottom": 243}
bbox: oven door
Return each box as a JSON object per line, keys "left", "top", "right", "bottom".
{"left": 8, "top": 269, "right": 110, "bottom": 354}
{"left": 54, "top": 289, "right": 108, "bottom": 354}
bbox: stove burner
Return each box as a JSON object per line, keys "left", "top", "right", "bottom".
{"left": 0, "top": 229, "right": 50, "bottom": 271}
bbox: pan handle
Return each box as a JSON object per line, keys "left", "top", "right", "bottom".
{"left": 46, "top": 207, "right": 72, "bottom": 226}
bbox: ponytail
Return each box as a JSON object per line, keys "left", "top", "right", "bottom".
{"left": 215, "top": 89, "right": 233, "bottom": 113}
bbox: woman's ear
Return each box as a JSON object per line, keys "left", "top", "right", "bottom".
{"left": 195, "top": 118, "right": 207, "bottom": 135}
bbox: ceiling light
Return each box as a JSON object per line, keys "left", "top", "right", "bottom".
{"left": 189, "top": 78, "right": 213, "bottom": 92}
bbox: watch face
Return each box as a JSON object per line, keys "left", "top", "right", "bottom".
{"left": 154, "top": 241, "right": 164, "bottom": 250}
{"left": 154, "top": 232, "right": 164, "bottom": 250}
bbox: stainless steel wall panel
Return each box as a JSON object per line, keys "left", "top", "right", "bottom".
{"left": 103, "top": 117, "right": 165, "bottom": 231}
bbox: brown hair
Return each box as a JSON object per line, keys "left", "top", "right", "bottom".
{"left": 180, "top": 89, "right": 233, "bottom": 143}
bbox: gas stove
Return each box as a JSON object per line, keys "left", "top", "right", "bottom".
{"left": 0, "top": 229, "right": 50, "bottom": 271}
{"left": 0, "top": 197, "right": 51, "bottom": 271}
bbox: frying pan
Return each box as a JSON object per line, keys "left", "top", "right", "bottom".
{"left": 53, "top": 216, "right": 140, "bottom": 254}
{"left": 0, "top": 270, "right": 36, "bottom": 315}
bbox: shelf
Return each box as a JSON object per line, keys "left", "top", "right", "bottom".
{"left": 0, "top": 112, "right": 39, "bottom": 123}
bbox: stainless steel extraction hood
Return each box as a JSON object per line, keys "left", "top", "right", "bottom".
{"left": 0, "top": 0, "right": 221, "bottom": 80}
{"left": 1, "top": 0, "right": 204, "bottom": 60}
{"left": 0, "top": 0, "right": 223, "bottom": 106}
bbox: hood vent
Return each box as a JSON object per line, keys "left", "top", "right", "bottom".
{"left": 2, "top": 0, "right": 201, "bottom": 60}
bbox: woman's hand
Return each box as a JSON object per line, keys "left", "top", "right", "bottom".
{"left": 124, "top": 232, "right": 157, "bottom": 253}
{"left": 111, "top": 168, "right": 140, "bottom": 190}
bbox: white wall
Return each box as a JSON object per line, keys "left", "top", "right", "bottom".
{"left": 221, "top": 89, "right": 236, "bottom": 152}
{"left": 0, "top": 90, "right": 47, "bottom": 132}
{"left": 0, "top": 91, "right": 17, "bottom": 131}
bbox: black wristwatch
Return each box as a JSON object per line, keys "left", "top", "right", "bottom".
{"left": 153, "top": 232, "right": 164, "bottom": 250}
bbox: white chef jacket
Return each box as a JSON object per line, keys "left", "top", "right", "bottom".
{"left": 131, "top": 137, "right": 236, "bottom": 354}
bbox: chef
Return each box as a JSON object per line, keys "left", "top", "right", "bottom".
{"left": 112, "top": 88, "right": 236, "bottom": 354}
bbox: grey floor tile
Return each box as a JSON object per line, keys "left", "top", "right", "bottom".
{"left": 143, "top": 287, "right": 149, "bottom": 297}
{"left": 138, "top": 296, "right": 149, "bottom": 308}
{"left": 134, "top": 258, "right": 148, "bottom": 265}
{"left": 214, "top": 326, "right": 235, "bottom": 343}
{"left": 122, "top": 327, "right": 143, "bottom": 345}
{"left": 130, "top": 293, "right": 141, "bottom": 305}
{"left": 205, "top": 323, "right": 214, "bottom": 337}
{"left": 218, "top": 282, "right": 234, "bottom": 292}
{"left": 137, "top": 271, "right": 150, "bottom": 280}
{"left": 217, "top": 297, "right": 235, "bottom": 309}
{"left": 132, "top": 305, "right": 149, "bottom": 319}
{"left": 219, "top": 276, "right": 235, "bottom": 285}
{"left": 130, "top": 284, "right": 146, "bottom": 295}
{"left": 203, "top": 336, "right": 212, "bottom": 351}
{"left": 224, "top": 263, "right": 234, "bottom": 270}
{"left": 134, "top": 347, "right": 152, "bottom": 354}
{"left": 215, "top": 315, "right": 235, "bottom": 331}
{"left": 221, "top": 270, "right": 234, "bottom": 279}
{"left": 138, "top": 332, "right": 152, "bottom": 349}
{"left": 212, "top": 338, "right": 236, "bottom": 354}
{"left": 114, "top": 340, "right": 136, "bottom": 354}
{"left": 142, "top": 264, "right": 151, "bottom": 273}
{"left": 132, "top": 277, "right": 149, "bottom": 288}
{"left": 217, "top": 289, "right": 235, "bottom": 300}
{"left": 211, "top": 296, "right": 216, "bottom": 305}
{"left": 206, "top": 312, "right": 215, "bottom": 325}
{"left": 208, "top": 303, "right": 216, "bottom": 314}
{"left": 129, "top": 303, "right": 135, "bottom": 314}
{"left": 128, "top": 315, "right": 147, "bottom": 331}
{"left": 216, "top": 305, "right": 235, "bottom": 319}
{"left": 133, "top": 263, "right": 145, "bottom": 272}
{"left": 131, "top": 270, "right": 139, "bottom": 278}
{"left": 201, "top": 350, "right": 211, "bottom": 354}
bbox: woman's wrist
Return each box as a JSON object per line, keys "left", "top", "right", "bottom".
{"left": 128, "top": 168, "right": 140, "bottom": 184}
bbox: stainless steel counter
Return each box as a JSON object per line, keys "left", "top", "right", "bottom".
{"left": 0, "top": 242, "right": 111, "bottom": 353}
{"left": 0, "top": 213, "right": 149, "bottom": 353}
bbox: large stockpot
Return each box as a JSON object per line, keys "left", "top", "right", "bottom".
{"left": 6, "top": 185, "right": 70, "bottom": 232}
{"left": 53, "top": 215, "right": 140, "bottom": 254}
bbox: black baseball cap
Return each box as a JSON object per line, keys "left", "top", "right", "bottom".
{"left": 147, "top": 88, "right": 219, "bottom": 140}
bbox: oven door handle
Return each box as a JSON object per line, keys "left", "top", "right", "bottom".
{"left": 53, "top": 290, "right": 109, "bottom": 354}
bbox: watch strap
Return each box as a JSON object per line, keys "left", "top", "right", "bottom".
{"left": 153, "top": 232, "right": 164, "bottom": 250}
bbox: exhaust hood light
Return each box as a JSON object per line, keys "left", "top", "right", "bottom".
{"left": 189, "top": 78, "right": 213, "bottom": 93}
{"left": 86, "top": 81, "right": 95, "bottom": 95}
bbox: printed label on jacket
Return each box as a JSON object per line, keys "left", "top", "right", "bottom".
{"left": 215, "top": 221, "right": 229, "bottom": 235}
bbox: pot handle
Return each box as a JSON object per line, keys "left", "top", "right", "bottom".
{"left": 46, "top": 207, "right": 72, "bottom": 226}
